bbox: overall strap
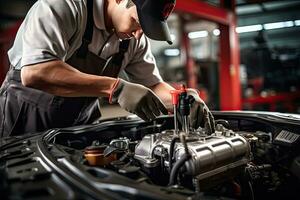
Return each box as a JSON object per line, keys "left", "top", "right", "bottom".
{"left": 102, "top": 39, "right": 130, "bottom": 77}
{"left": 113, "top": 39, "right": 130, "bottom": 67}
{"left": 77, "top": 0, "right": 94, "bottom": 58}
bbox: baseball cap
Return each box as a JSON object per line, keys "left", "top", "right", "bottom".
{"left": 133, "top": 0, "right": 176, "bottom": 45}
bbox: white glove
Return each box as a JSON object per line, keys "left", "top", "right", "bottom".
{"left": 186, "top": 88, "right": 215, "bottom": 133}
{"left": 109, "top": 79, "right": 168, "bottom": 121}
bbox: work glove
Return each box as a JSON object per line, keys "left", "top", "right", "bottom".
{"left": 185, "top": 88, "right": 215, "bottom": 133}
{"left": 109, "top": 78, "right": 168, "bottom": 121}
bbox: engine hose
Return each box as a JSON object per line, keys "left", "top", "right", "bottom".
{"left": 169, "top": 137, "right": 180, "bottom": 172}
{"left": 180, "top": 132, "right": 189, "bottom": 155}
{"left": 241, "top": 167, "right": 255, "bottom": 200}
{"left": 247, "top": 181, "right": 255, "bottom": 200}
{"left": 151, "top": 144, "right": 165, "bottom": 158}
{"left": 168, "top": 153, "right": 191, "bottom": 186}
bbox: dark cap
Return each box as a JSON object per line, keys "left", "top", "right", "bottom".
{"left": 133, "top": 0, "right": 176, "bottom": 45}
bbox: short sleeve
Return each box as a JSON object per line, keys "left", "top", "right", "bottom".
{"left": 124, "top": 36, "right": 163, "bottom": 87}
{"left": 19, "top": 0, "right": 78, "bottom": 67}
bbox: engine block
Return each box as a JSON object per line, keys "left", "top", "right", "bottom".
{"left": 134, "top": 128, "right": 250, "bottom": 180}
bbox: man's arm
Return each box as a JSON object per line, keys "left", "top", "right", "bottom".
{"left": 150, "top": 81, "right": 175, "bottom": 111}
{"left": 21, "top": 60, "right": 117, "bottom": 97}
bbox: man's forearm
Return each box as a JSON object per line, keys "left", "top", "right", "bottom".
{"left": 21, "top": 60, "right": 117, "bottom": 97}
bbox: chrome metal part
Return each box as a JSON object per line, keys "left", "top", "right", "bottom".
{"left": 173, "top": 105, "right": 178, "bottom": 135}
{"left": 134, "top": 128, "right": 250, "bottom": 179}
{"left": 183, "top": 116, "right": 189, "bottom": 135}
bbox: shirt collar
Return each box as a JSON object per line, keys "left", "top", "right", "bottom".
{"left": 93, "top": 0, "right": 106, "bottom": 30}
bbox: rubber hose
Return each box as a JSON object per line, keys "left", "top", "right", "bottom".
{"left": 169, "top": 137, "right": 179, "bottom": 172}
{"left": 168, "top": 153, "right": 191, "bottom": 186}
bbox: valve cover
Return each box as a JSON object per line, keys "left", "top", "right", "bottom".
{"left": 134, "top": 129, "right": 250, "bottom": 180}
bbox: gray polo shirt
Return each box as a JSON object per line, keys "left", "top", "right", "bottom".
{"left": 8, "top": 0, "right": 162, "bottom": 87}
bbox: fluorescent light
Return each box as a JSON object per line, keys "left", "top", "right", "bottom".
{"left": 170, "top": 34, "right": 176, "bottom": 42}
{"left": 236, "top": 20, "right": 298, "bottom": 34}
{"left": 164, "top": 49, "right": 180, "bottom": 56}
{"left": 213, "top": 29, "right": 220, "bottom": 36}
{"left": 295, "top": 20, "right": 300, "bottom": 26}
{"left": 188, "top": 31, "right": 208, "bottom": 39}
{"left": 236, "top": 24, "right": 263, "bottom": 33}
{"left": 263, "top": 21, "right": 294, "bottom": 30}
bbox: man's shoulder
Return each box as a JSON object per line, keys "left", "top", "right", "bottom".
{"left": 39, "top": 0, "right": 86, "bottom": 12}
{"left": 36, "top": 0, "right": 86, "bottom": 24}
{"left": 41, "top": 0, "right": 85, "bottom": 4}
{"left": 134, "top": 35, "right": 150, "bottom": 49}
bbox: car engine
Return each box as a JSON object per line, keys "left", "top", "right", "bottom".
{"left": 134, "top": 126, "right": 250, "bottom": 186}
{"left": 59, "top": 112, "right": 299, "bottom": 200}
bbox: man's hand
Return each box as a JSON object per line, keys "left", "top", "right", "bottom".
{"left": 186, "top": 89, "right": 215, "bottom": 133}
{"left": 109, "top": 79, "right": 168, "bottom": 121}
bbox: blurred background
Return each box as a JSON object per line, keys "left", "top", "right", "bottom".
{"left": 0, "top": 0, "right": 299, "bottom": 114}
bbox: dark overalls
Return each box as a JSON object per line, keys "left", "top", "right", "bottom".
{"left": 0, "top": 0, "right": 130, "bottom": 137}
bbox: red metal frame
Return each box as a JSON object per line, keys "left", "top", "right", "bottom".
{"left": 175, "top": 0, "right": 241, "bottom": 110}
{"left": 175, "top": 0, "right": 230, "bottom": 25}
{"left": 243, "top": 91, "right": 300, "bottom": 112}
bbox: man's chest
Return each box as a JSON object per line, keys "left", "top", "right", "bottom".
{"left": 88, "top": 29, "right": 122, "bottom": 59}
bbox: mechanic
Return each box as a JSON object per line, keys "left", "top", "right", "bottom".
{"left": 0, "top": 0, "right": 214, "bottom": 137}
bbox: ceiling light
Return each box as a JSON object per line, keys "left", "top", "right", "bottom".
{"left": 263, "top": 21, "right": 294, "bottom": 30}
{"left": 188, "top": 31, "right": 208, "bottom": 39}
{"left": 213, "top": 29, "right": 220, "bottom": 36}
{"left": 236, "top": 24, "right": 263, "bottom": 33}
{"left": 164, "top": 49, "right": 180, "bottom": 56}
{"left": 294, "top": 20, "right": 300, "bottom": 26}
{"left": 170, "top": 34, "right": 176, "bottom": 42}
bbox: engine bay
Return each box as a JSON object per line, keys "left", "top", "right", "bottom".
{"left": 46, "top": 111, "right": 300, "bottom": 200}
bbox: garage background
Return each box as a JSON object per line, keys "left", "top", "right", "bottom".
{"left": 0, "top": 0, "right": 299, "bottom": 115}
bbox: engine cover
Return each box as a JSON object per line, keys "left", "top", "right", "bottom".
{"left": 134, "top": 129, "right": 250, "bottom": 180}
